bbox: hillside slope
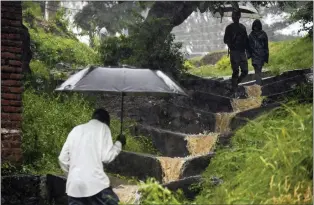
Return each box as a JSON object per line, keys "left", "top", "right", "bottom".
{"left": 187, "top": 37, "right": 313, "bottom": 77}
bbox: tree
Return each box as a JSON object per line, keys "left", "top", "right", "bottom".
{"left": 290, "top": 1, "right": 313, "bottom": 37}
{"left": 73, "top": 1, "right": 152, "bottom": 47}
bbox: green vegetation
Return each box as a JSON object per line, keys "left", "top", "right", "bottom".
{"left": 187, "top": 56, "right": 254, "bottom": 77}
{"left": 266, "top": 37, "right": 313, "bottom": 74}
{"left": 21, "top": 88, "right": 158, "bottom": 175}
{"left": 98, "top": 19, "right": 186, "bottom": 78}
{"left": 187, "top": 37, "right": 313, "bottom": 77}
{"left": 23, "top": 2, "right": 100, "bottom": 78}
{"left": 7, "top": 2, "right": 159, "bottom": 176}
{"left": 195, "top": 102, "right": 313, "bottom": 204}
{"left": 137, "top": 178, "right": 188, "bottom": 205}
{"left": 29, "top": 29, "right": 99, "bottom": 68}
{"left": 6, "top": 3, "right": 311, "bottom": 204}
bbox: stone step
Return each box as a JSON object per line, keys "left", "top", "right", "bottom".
{"left": 171, "top": 88, "right": 266, "bottom": 113}
{"left": 178, "top": 68, "right": 311, "bottom": 98}
{"left": 104, "top": 151, "right": 164, "bottom": 182}
{"left": 230, "top": 82, "right": 313, "bottom": 131}
{"left": 113, "top": 185, "right": 140, "bottom": 204}
{"left": 131, "top": 124, "right": 218, "bottom": 157}
{"left": 133, "top": 102, "right": 243, "bottom": 133}
{"left": 183, "top": 69, "right": 272, "bottom": 83}
{"left": 131, "top": 89, "right": 298, "bottom": 140}
{"left": 132, "top": 103, "right": 218, "bottom": 134}
{"left": 240, "top": 68, "right": 312, "bottom": 87}
{"left": 261, "top": 74, "right": 308, "bottom": 96}
{"left": 105, "top": 151, "right": 215, "bottom": 184}
{"left": 220, "top": 70, "right": 273, "bottom": 83}
{"left": 162, "top": 175, "right": 223, "bottom": 200}
{"left": 171, "top": 91, "right": 234, "bottom": 113}
{"left": 179, "top": 77, "right": 246, "bottom": 98}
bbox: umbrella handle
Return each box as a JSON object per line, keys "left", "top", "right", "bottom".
{"left": 120, "top": 92, "right": 125, "bottom": 136}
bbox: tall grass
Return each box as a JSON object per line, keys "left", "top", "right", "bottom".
{"left": 267, "top": 37, "right": 313, "bottom": 74}
{"left": 196, "top": 102, "right": 313, "bottom": 204}
{"left": 21, "top": 88, "right": 158, "bottom": 175}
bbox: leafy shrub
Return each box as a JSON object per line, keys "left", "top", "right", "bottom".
{"left": 98, "top": 18, "right": 186, "bottom": 78}
{"left": 200, "top": 51, "right": 227, "bottom": 66}
{"left": 29, "top": 59, "right": 50, "bottom": 79}
{"left": 138, "top": 178, "right": 187, "bottom": 205}
{"left": 196, "top": 103, "right": 313, "bottom": 204}
{"left": 22, "top": 1, "right": 100, "bottom": 70}
{"left": 22, "top": 88, "right": 94, "bottom": 173}
{"left": 183, "top": 60, "right": 195, "bottom": 70}
{"left": 98, "top": 35, "right": 132, "bottom": 66}
{"left": 188, "top": 56, "right": 203, "bottom": 67}
{"left": 29, "top": 28, "right": 99, "bottom": 68}
{"left": 22, "top": 1, "right": 43, "bottom": 23}
{"left": 54, "top": 8, "right": 70, "bottom": 35}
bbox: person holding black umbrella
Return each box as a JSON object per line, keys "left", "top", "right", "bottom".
{"left": 223, "top": 11, "right": 250, "bottom": 97}
{"left": 58, "top": 108, "right": 126, "bottom": 205}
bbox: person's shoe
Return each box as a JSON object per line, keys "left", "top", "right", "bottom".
{"left": 231, "top": 92, "right": 240, "bottom": 99}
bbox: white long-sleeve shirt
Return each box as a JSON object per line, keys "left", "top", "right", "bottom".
{"left": 58, "top": 119, "right": 122, "bottom": 198}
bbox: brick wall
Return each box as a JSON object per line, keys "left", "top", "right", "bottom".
{"left": 1, "top": 1, "right": 23, "bottom": 163}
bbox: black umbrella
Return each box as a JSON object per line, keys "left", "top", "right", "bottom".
{"left": 55, "top": 66, "right": 188, "bottom": 135}
{"left": 213, "top": 4, "right": 261, "bottom": 22}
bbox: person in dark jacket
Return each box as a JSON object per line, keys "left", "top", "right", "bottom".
{"left": 248, "top": 19, "right": 269, "bottom": 85}
{"left": 224, "top": 11, "right": 250, "bottom": 95}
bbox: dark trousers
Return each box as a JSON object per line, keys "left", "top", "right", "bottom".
{"left": 68, "top": 187, "right": 119, "bottom": 205}
{"left": 253, "top": 64, "right": 262, "bottom": 85}
{"left": 230, "top": 50, "right": 249, "bottom": 92}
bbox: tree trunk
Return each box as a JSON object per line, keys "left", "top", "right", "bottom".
{"left": 21, "top": 24, "right": 32, "bottom": 74}
{"left": 143, "top": 1, "right": 199, "bottom": 43}
{"left": 89, "top": 30, "right": 95, "bottom": 48}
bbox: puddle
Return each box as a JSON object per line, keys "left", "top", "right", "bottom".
{"left": 215, "top": 112, "right": 236, "bottom": 133}
{"left": 113, "top": 185, "right": 139, "bottom": 204}
{"left": 185, "top": 134, "right": 218, "bottom": 156}
{"left": 245, "top": 84, "right": 262, "bottom": 97}
{"left": 157, "top": 157, "right": 185, "bottom": 183}
{"left": 231, "top": 97, "right": 263, "bottom": 112}
{"left": 231, "top": 85, "right": 263, "bottom": 112}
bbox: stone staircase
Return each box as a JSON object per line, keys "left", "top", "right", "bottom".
{"left": 42, "top": 68, "right": 312, "bottom": 204}
{"left": 104, "top": 68, "right": 312, "bottom": 203}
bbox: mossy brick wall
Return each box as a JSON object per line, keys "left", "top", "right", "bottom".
{"left": 1, "top": 1, "right": 23, "bottom": 164}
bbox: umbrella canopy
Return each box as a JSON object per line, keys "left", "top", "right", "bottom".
{"left": 213, "top": 4, "right": 261, "bottom": 20}
{"left": 55, "top": 66, "right": 188, "bottom": 135}
{"left": 55, "top": 66, "right": 187, "bottom": 96}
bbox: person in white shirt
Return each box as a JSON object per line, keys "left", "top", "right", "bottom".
{"left": 58, "top": 108, "right": 126, "bottom": 205}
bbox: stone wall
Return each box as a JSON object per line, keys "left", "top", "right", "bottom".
{"left": 1, "top": 1, "right": 23, "bottom": 164}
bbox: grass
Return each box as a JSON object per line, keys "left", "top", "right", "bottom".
{"left": 195, "top": 102, "right": 313, "bottom": 204}
{"left": 28, "top": 27, "right": 99, "bottom": 68}
{"left": 187, "top": 56, "right": 254, "bottom": 77}
{"left": 23, "top": 2, "right": 100, "bottom": 73}
{"left": 187, "top": 37, "right": 313, "bottom": 77}
{"left": 266, "top": 37, "right": 313, "bottom": 74}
